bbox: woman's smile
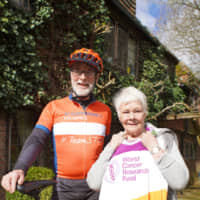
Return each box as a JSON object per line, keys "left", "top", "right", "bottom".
{"left": 118, "top": 100, "right": 146, "bottom": 138}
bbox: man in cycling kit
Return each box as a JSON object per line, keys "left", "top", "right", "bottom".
{"left": 1, "top": 48, "right": 112, "bottom": 200}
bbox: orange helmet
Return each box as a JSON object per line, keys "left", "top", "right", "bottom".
{"left": 68, "top": 48, "right": 103, "bottom": 73}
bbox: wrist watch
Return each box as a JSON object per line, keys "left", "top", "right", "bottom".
{"left": 151, "top": 145, "right": 161, "bottom": 155}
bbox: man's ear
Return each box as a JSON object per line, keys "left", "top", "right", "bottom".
{"left": 95, "top": 73, "right": 100, "bottom": 84}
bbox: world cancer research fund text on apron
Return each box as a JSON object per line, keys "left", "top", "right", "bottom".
{"left": 99, "top": 139, "right": 168, "bottom": 200}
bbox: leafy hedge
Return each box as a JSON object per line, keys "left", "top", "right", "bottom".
{"left": 0, "top": 0, "right": 188, "bottom": 121}
{"left": 6, "top": 166, "right": 55, "bottom": 200}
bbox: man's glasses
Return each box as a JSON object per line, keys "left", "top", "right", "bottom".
{"left": 71, "top": 68, "right": 96, "bottom": 76}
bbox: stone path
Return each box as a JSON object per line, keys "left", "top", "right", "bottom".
{"left": 177, "top": 178, "right": 200, "bottom": 200}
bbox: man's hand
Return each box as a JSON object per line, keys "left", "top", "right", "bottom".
{"left": 1, "top": 169, "right": 25, "bottom": 193}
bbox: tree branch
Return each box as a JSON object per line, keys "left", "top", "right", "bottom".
{"left": 150, "top": 102, "right": 191, "bottom": 120}
{"left": 96, "top": 72, "right": 115, "bottom": 89}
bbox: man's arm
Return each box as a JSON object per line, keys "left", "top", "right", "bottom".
{"left": 1, "top": 128, "right": 49, "bottom": 193}
{"left": 14, "top": 128, "right": 49, "bottom": 172}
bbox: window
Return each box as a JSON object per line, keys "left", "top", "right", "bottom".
{"left": 127, "top": 37, "right": 136, "bottom": 74}
{"left": 105, "top": 22, "right": 128, "bottom": 70}
{"left": 105, "top": 19, "right": 115, "bottom": 64}
{"left": 184, "top": 140, "right": 196, "bottom": 160}
{"left": 105, "top": 21, "right": 137, "bottom": 74}
{"left": 10, "top": 0, "right": 31, "bottom": 11}
{"left": 117, "top": 25, "right": 128, "bottom": 70}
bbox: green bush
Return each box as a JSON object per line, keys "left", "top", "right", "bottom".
{"left": 6, "top": 166, "right": 55, "bottom": 200}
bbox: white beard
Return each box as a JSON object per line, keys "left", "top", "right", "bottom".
{"left": 71, "top": 80, "right": 95, "bottom": 97}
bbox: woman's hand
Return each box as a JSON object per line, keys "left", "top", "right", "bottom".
{"left": 141, "top": 131, "right": 165, "bottom": 161}
{"left": 141, "top": 131, "right": 158, "bottom": 151}
{"left": 108, "top": 131, "right": 127, "bottom": 149}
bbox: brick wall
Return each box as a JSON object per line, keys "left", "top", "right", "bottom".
{"left": 0, "top": 111, "right": 7, "bottom": 200}
{"left": 0, "top": 109, "right": 47, "bottom": 200}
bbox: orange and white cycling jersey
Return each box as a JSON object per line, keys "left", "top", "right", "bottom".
{"left": 35, "top": 95, "right": 111, "bottom": 179}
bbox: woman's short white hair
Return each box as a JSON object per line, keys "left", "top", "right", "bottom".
{"left": 112, "top": 86, "right": 148, "bottom": 115}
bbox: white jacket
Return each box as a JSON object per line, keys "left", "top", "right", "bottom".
{"left": 87, "top": 123, "right": 190, "bottom": 200}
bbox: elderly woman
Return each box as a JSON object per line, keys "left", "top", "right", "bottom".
{"left": 87, "top": 86, "right": 189, "bottom": 200}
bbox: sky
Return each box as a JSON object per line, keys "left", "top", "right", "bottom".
{"left": 136, "top": 0, "right": 199, "bottom": 76}
{"left": 136, "top": 0, "right": 161, "bottom": 33}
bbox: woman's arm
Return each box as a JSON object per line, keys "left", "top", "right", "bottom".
{"left": 142, "top": 127, "right": 189, "bottom": 191}
{"left": 87, "top": 132, "right": 125, "bottom": 191}
{"left": 86, "top": 145, "right": 115, "bottom": 191}
{"left": 157, "top": 132, "right": 190, "bottom": 190}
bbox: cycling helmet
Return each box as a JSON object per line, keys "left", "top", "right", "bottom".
{"left": 68, "top": 48, "right": 103, "bottom": 73}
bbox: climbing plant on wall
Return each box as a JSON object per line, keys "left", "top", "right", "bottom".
{"left": 136, "top": 44, "right": 187, "bottom": 122}
{"left": 96, "top": 42, "right": 187, "bottom": 123}
{"left": 0, "top": 0, "right": 110, "bottom": 112}
{"left": 0, "top": 0, "right": 188, "bottom": 123}
{"left": 0, "top": 0, "right": 50, "bottom": 111}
